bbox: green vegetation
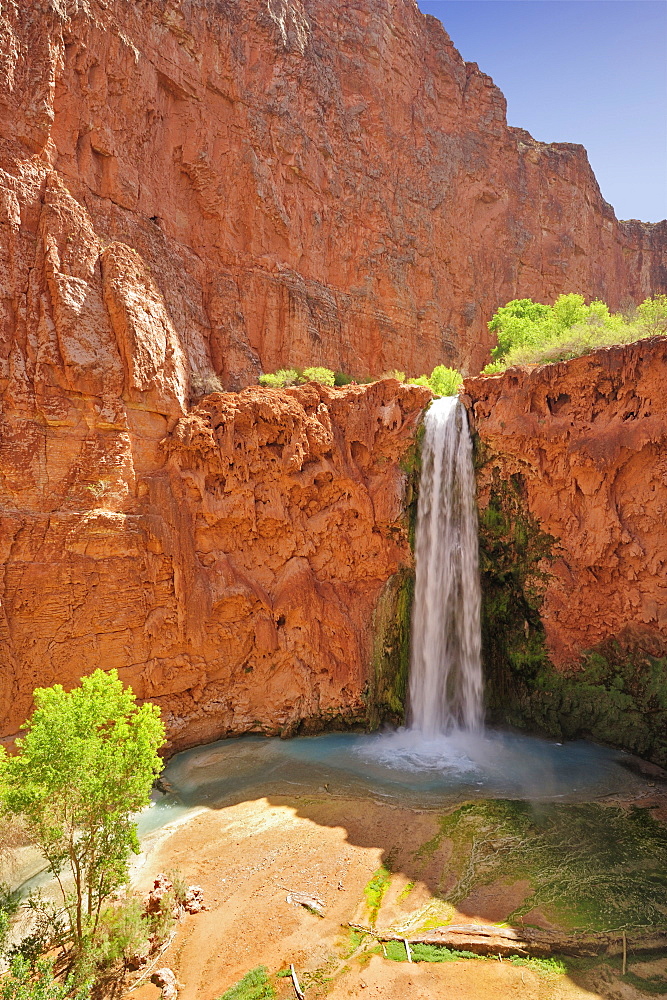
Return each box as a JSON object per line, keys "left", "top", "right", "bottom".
{"left": 258, "top": 366, "right": 335, "bottom": 387}
{"left": 619, "top": 964, "right": 667, "bottom": 995}
{"left": 363, "top": 867, "right": 392, "bottom": 925}
{"left": 258, "top": 364, "right": 464, "bottom": 394}
{"left": 0, "top": 957, "right": 91, "bottom": 1000}
{"left": 219, "top": 966, "right": 276, "bottom": 1000}
{"left": 383, "top": 940, "right": 477, "bottom": 962}
{"left": 419, "top": 800, "right": 667, "bottom": 932}
{"left": 368, "top": 570, "right": 414, "bottom": 728}
{"left": 483, "top": 293, "right": 667, "bottom": 371}
{"left": 510, "top": 647, "right": 667, "bottom": 767}
{"left": 408, "top": 365, "right": 463, "bottom": 396}
{"left": 508, "top": 956, "right": 567, "bottom": 977}
{"left": 476, "top": 468, "right": 555, "bottom": 709}
{"left": 0, "top": 670, "right": 165, "bottom": 954}
{"left": 380, "top": 941, "right": 566, "bottom": 975}
{"left": 0, "top": 886, "right": 19, "bottom": 956}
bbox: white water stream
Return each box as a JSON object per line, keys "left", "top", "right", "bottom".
{"left": 408, "top": 396, "right": 483, "bottom": 735}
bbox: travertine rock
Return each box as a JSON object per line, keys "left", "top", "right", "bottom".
{"left": 0, "top": 0, "right": 664, "bottom": 393}
{"left": 0, "top": 367, "right": 429, "bottom": 747}
{"left": 465, "top": 337, "right": 667, "bottom": 667}
{"left": 151, "top": 968, "right": 180, "bottom": 1000}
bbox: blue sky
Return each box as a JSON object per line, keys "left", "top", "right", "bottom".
{"left": 416, "top": 1, "right": 667, "bottom": 222}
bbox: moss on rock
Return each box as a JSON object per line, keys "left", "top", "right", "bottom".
{"left": 367, "top": 568, "right": 414, "bottom": 727}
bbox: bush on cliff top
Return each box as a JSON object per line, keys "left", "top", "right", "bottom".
{"left": 258, "top": 367, "right": 335, "bottom": 387}
{"left": 408, "top": 365, "right": 463, "bottom": 396}
{"left": 258, "top": 365, "right": 463, "bottom": 394}
{"left": 483, "top": 293, "right": 667, "bottom": 372}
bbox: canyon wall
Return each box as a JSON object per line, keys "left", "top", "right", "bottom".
{"left": 1, "top": 0, "right": 665, "bottom": 395}
{"left": 0, "top": 359, "right": 428, "bottom": 749}
{"left": 465, "top": 338, "right": 667, "bottom": 764}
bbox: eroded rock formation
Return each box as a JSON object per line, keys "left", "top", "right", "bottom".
{"left": 465, "top": 338, "right": 667, "bottom": 763}
{"left": 1, "top": 0, "right": 665, "bottom": 393}
{"left": 0, "top": 350, "right": 428, "bottom": 746}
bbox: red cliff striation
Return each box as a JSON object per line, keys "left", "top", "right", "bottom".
{"left": 465, "top": 338, "right": 667, "bottom": 669}
{"left": 1, "top": 0, "right": 665, "bottom": 391}
{"left": 0, "top": 365, "right": 429, "bottom": 748}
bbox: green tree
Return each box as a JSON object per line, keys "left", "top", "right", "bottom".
{"left": 0, "top": 670, "right": 164, "bottom": 953}
{"left": 0, "top": 956, "right": 90, "bottom": 1000}
{"left": 483, "top": 293, "right": 659, "bottom": 372}
{"left": 636, "top": 293, "right": 667, "bottom": 335}
{"left": 487, "top": 298, "right": 551, "bottom": 360}
{"left": 299, "top": 366, "right": 336, "bottom": 386}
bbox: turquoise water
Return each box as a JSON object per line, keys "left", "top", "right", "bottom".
{"left": 153, "top": 727, "right": 653, "bottom": 818}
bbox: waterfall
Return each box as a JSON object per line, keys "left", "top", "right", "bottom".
{"left": 408, "top": 396, "right": 483, "bottom": 736}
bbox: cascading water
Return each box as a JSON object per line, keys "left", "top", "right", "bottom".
{"left": 408, "top": 395, "right": 483, "bottom": 736}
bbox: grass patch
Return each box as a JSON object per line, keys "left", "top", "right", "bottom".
{"left": 508, "top": 955, "right": 567, "bottom": 977}
{"left": 397, "top": 881, "right": 416, "bottom": 902}
{"left": 341, "top": 928, "right": 368, "bottom": 959}
{"left": 364, "top": 867, "right": 392, "bottom": 924}
{"left": 219, "top": 966, "right": 276, "bottom": 1000}
{"left": 383, "top": 940, "right": 478, "bottom": 963}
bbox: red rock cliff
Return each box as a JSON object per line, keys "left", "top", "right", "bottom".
{"left": 1, "top": 0, "right": 665, "bottom": 391}
{"left": 0, "top": 370, "right": 429, "bottom": 748}
{"left": 466, "top": 337, "right": 667, "bottom": 668}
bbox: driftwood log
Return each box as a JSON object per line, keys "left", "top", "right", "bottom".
{"left": 348, "top": 923, "right": 667, "bottom": 959}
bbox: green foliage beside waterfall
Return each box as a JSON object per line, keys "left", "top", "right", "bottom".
{"left": 514, "top": 647, "right": 667, "bottom": 767}
{"left": 477, "top": 459, "right": 667, "bottom": 766}
{"left": 477, "top": 464, "right": 555, "bottom": 704}
{"left": 367, "top": 409, "right": 425, "bottom": 727}
{"left": 368, "top": 569, "right": 414, "bottom": 727}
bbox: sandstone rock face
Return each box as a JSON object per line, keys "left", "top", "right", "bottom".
{"left": 1, "top": 0, "right": 665, "bottom": 394}
{"left": 0, "top": 360, "right": 429, "bottom": 747}
{"left": 465, "top": 338, "right": 667, "bottom": 762}
{"left": 466, "top": 338, "right": 667, "bottom": 666}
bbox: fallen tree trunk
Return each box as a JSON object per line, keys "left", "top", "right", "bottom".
{"left": 348, "top": 923, "right": 667, "bottom": 959}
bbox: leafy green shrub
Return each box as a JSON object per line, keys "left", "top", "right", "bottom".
{"left": 219, "top": 965, "right": 276, "bottom": 1000}
{"left": 75, "top": 899, "right": 149, "bottom": 979}
{"left": 334, "top": 371, "right": 354, "bottom": 386}
{"left": 8, "top": 895, "right": 67, "bottom": 969}
{"left": 0, "top": 670, "right": 165, "bottom": 954}
{"left": 635, "top": 293, "right": 667, "bottom": 334}
{"left": 480, "top": 361, "right": 505, "bottom": 375}
{"left": 0, "top": 956, "right": 91, "bottom": 1000}
{"left": 258, "top": 368, "right": 300, "bottom": 388}
{"left": 300, "top": 366, "right": 335, "bottom": 386}
{"left": 484, "top": 293, "right": 666, "bottom": 372}
{"left": 259, "top": 367, "right": 336, "bottom": 388}
{"left": 408, "top": 365, "right": 463, "bottom": 396}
